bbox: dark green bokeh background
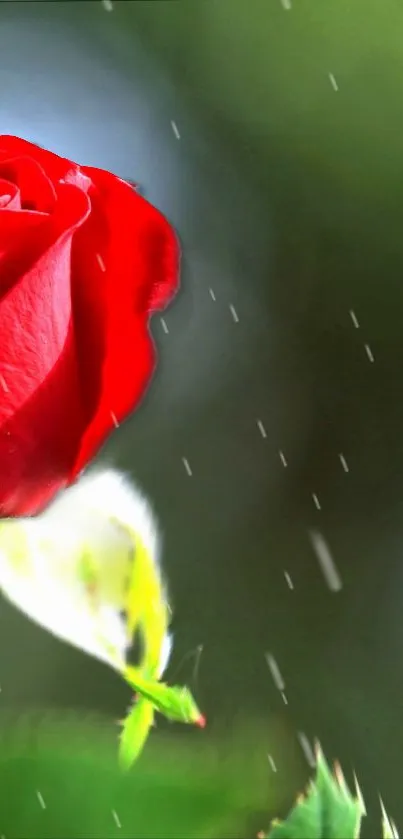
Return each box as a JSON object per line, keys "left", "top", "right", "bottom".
{"left": 0, "top": 0, "right": 402, "bottom": 835}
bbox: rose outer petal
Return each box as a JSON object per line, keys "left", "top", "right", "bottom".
{"left": 0, "top": 180, "right": 91, "bottom": 515}
{"left": 0, "top": 179, "right": 21, "bottom": 211}
{"left": 0, "top": 136, "right": 74, "bottom": 184}
{"left": 70, "top": 166, "right": 179, "bottom": 478}
{"left": 0, "top": 137, "right": 179, "bottom": 513}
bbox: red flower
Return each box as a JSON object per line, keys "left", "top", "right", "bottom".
{"left": 0, "top": 136, "right": 179, "bottom": 517}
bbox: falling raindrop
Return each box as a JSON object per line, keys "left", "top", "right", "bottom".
{"left": 349, "top": 309, "right": 359, "bottom": 328}
{"left": 170, "top": 120, "right": 180, "bottom": 140}
{"left": 182, "top": 457, "right": 192, "bottom": 477}
{"left": 297, "top": 732, "right": 316, "bottom": 767}
{"left": 96, "top": 253, "right": 106, "bottom": 272}
{"left": 284, "top": 570, "right": 294, "bottom": 590}
{"left": 229, "top": 304, "right": 239, "bottom": 323}
{"left": 36, "top": 791, "right": 46, "bottom": 810}
{"left": 0, "top": 375, "right": 8, "bottom": 393}
{"left": 364, "top": 344, "right": 375, "bottom": 362}
{"left": 328, "top": 72, "right": 339, "bottom": 91}
{"left": 112, "top": 810, "right": 122, "bottom": 829}
{"left": 256, "top": 419, "right": 267, "bottom": 439}
{"left": 312, "top": 493, "right": 321, "bottom": 510}
{"left": 265, "top": 652, "right": 285, "bottom": 692}
{"left": 268, "top": 754, "right": 277, "bottom": 772}
{"left": 309, "top": 530, "right": 342, "bottom": 592}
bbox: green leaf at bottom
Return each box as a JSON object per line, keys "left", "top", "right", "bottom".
{"left": 265, "top": 745, "right": 364, "bottom": 839}
{"left": 118, "top": 697, "right": 155, "bottom": 772}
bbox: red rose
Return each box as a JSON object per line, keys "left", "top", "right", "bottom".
{"left": 0, "top": 136, "right": 179, "bottom": 517}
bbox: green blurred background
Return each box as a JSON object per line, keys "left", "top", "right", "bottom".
{"left": 0, "top": 0, "right": 403, "bottom": 835}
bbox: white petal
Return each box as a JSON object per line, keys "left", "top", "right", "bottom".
{"left": 0, "top": 469, "right": 168, "bottom": 672}
{"left": 159, "top": 633, "right": 173, "bottom": 677}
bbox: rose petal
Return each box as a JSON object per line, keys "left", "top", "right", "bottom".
{"left": 0, "top": 179, "right": 20, "bottom": 210}
{"left": 0, "top": 137, "right": 179, "bottom": 512}
{"left": 0, "top": 469, "right": 164, "bottom": 672}
{"left": 0, "top": 156, "right": 56, "bottom": 213}
{"left": 0, "top": 181, "right": 91, "bottom": 515}
{"left": 0, "top": 135, "right": 74, "bottom": 184}
{"left": 69, "top": 168, "right": 179, "bottom": 476}
{"left": 0, "top": 156, "right": 59, "bottom": 297}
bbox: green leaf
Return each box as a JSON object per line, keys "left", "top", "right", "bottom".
{"left": 124, "top": 666, "right": 206, "bottom": 726}
{"left": 0, "top": 711, "right": 272, "bottom": 839}
{"left": 118, "top": 696, "right": 155, "bottom": 771}
{"left": 118, "top": 671, "right": 205, "bottom": 770}
{"left": 264, "top": 745, "right": 365, "bottom": 839}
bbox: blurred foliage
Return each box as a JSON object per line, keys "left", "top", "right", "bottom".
{"left": 0, "top": 711, "right": 398, "bottom": 839}
{"left": 263, "top": 748, "right": 399, "bottom": 839}
{"left": 264, "top": 747, "right": 366, "bottom": 839}
{"left": 0, "top": 710, "right": 302, "bottom": 839}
